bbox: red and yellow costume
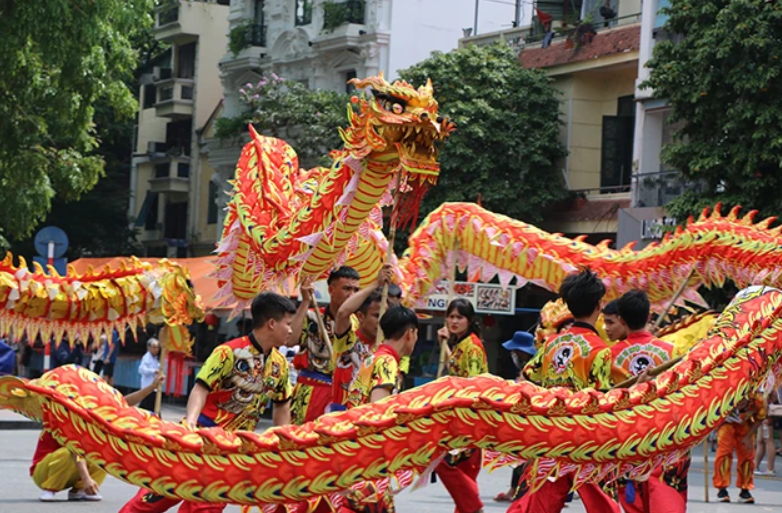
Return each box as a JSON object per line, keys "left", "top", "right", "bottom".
{"left": 611, "top": 331, "right": 687, "bottom": 513}
{"left": 120, "top": 333, "right": 291, "bottom": 513}
{"left": 436, "top": 332, "right": 488, "bottom": 513}
{"left": 292, "top": 308, "right": 360, "bottom": 424}
{"left": 511, "top": 322, "right": 619, "bottom": 513}
{"left": 332, "top": 327, "right": 381, "bottom": 409}
{"left": 30, "top": 431, "right": 106, "bottom": 493}
{"left": 713, "top": 393, "right": 767, "bottom": 491}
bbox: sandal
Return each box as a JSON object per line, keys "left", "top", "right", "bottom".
{"left": 494, "top": 492, "right": 513, "bottom": 502}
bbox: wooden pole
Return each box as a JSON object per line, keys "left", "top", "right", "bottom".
{"left": 437, "top": 238, "right": 459, "bottom": 378}
{"left": 310, "top": 295, "right": 333, "bottom": 359}
{"left": 653, "top": 266, "right": 697, "bottom": 331}
{"left": 375, "top": 170, "right": 404, "bottom": 345}
{"left": 703, "top": 438, "right": 710, "bottom": 502}
{"left": 154, "top": 326, "right": 169, "bottom": 416}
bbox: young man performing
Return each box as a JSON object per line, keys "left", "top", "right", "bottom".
{"left": 32, "top": 372, "right": 165, "bottom": 502}
{"left": 289, "top": 266, "right": 360, "bottom": 424}
{"left": 511, "top": 269, "right": 619, "bottom": 513}
{"left": 330, "top": 266, "right": 393, "bottom": 411}
{"left": 340, "top": 305, "right": 419, "bottom": 513}
{"left": 602, "top": 300, "right": 628, "bottom": 343}
{"left": 610, "top": 290, "right": 687, "bottom": 513}
{"left": 119, "top": 292, "right": 296, "bottom": 513}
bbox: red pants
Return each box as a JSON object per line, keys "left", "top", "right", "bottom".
{"left": 118, "top": 488, "right": 225, "bottom": 513}
{"left": 291, "top": 375, "right": 333, "bottom": 425}
{"left": 506, "top": 476, "right": 620, "bottom": 513}
{"left": 435, "top": 450, "right": 483, "bottom": 513}
{"left": 713, "top": 422, "right": 755, "bottom": 490}
{"left": 618, "top": 479, "right": 686, "bottom": 513}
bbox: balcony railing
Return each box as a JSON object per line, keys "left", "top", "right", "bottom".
{"left": 322, "top": 0, "right": 365, "bottom": 32}
{"left": 156, "top": 79, "right": 194, "bottom": 104}
{"left": 631, "top": 171, "right": 697, "bottom": 208}
{"left": 249, "top": 23, "right": 266, "bottom": 46}
{"left": 157, "top": 4, "right": 179, "bottom": 27}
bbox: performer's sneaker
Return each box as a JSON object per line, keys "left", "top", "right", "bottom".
{"left": 739, "top": 489, "right": 754, "bottom": 504}
{"left": 39, "top": 491, "right": 57, "bottom": 502}
{"left": 68, "top": 489, "right": 102, "bottom": 501}
{"left": 717, "top": 488, "right": 730, "bottom": 502}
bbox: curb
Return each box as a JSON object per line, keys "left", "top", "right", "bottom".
{"left": 0, "top": 420, "right": 42, "bottom": 430}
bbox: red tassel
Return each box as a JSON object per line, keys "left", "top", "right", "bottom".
{"left": 167, "top": 353, "right": 190, "bottom": 398}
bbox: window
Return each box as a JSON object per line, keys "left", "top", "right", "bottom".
{"left": 207, "top": 181, "right": 218, "bottom": 224}
{"left": 164, "top": 202, "right": 188, "bottom": 240}
{"left": 177, "top": 43, "right": 196, "bottom": 79}
{"left": 295, "top": 0, "right": 312, "bottom": 26}
{"left": 143, "top": 84, "right": 157, "bottom": 109}
{"left": 600, "top": 96, "right": 636, "bottom": 192}
{"left": 345, "top": 69, "right": 357, "bottom": 94}
{"left": 155, "top": 163, "right": 170, "bottom": 178}
{"left": 166, "top": 119, "right": 192, "bottom": 156}
{"left": 145, "top": 193, "right": 159, "bottom": 231}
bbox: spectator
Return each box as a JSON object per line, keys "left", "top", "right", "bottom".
{"left": 138, "top": 337, "right": 162, "bottom": 412}
{"left": 755, "top": 387, "right": 778, "bottom": 476}
{"left": 51, "top": 339, "right": 83, "bottom": 369}
{"left": 92, "top": 335, "right": 106, "bottom": 376}
{"left": 0, "top": 337, "right": 14, "bottom": 375}
{"left": 101, "top": 332, "right": 120, "bottom": 386}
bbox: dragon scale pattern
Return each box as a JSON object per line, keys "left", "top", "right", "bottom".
{"left": 1, "top": 287, "right": 780, "bottom": 506}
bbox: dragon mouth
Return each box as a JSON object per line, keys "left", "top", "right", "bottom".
{"left": 384, "top": 124, "right": 442, "bottom": 175}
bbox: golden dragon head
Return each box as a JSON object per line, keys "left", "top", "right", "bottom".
{"left": 340, "top": 72, "right": 455, "bottom": 179}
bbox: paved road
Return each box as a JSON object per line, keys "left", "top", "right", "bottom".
{"left": 2, "top": 429, "right": 781, "bottom": 512}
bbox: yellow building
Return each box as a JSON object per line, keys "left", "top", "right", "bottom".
{"left": 462, "top": 0, "right": 642, "bottom": 241}
{"left": 130, "top": 0, "right": 229, "bottom": 257}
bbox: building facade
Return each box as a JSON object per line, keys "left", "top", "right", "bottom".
{"left": 130, "top": 0, "right": 229, "bottom": 257}
{"left": 461, "top": 0, "right": 642, "bottom": 241}
{"left": 204, "top": 0, "right": 518, "bottom": 229}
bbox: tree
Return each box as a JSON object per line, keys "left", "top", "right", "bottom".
{"left": 644, "top": 0, "right": 782, "bottom": 221}
{"left": 399, "top": 42, "right": 569, "bottom": 225}
{"left": 0, "top": 0, "right": 154, "bottom": 247}
{"left": 215, "top": 74, "right": 351, "bottom": 168}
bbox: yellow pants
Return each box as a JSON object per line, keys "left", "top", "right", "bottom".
{"left": 32, "top": 447, "right": 106, "bottom": 492}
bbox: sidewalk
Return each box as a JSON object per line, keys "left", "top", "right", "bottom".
{"left": 0, "top": 401, "right": 274, "bottom": 431}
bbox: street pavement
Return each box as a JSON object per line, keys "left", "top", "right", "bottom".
{"left": 1, "top": 413, "right": 781, "bottom": 513}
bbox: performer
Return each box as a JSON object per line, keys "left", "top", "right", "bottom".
{"left": 510, "top": 269, "right": 619, "bottom": 513}
{"left": 119, "top": 292, "right": 295, "bottom": 513}
{"left": 338, "top": 306, "right": 420, "bottom": 513}
{"left": 601, "top": 300, "right": 628, "bottom": 343}
{"left": 289, "top": 267, "right": 360, "bottom": 424}
{"left": 713, "top": 392, "right": 766, "bottom": 503}
{"left": 434, "top": 298, "right": 488, "bottom": 513}
{"left": 494, "top": 332, "right": 537, "bottom": 503}
{"left": 610, "top": 290, "right": 686, "bottom": 513}
{"left": 138, "top": 336, "right": 162, "bottom": 412}
{"left": 330, "top": 266, "right": 393, "bottom": 411}
{"left": 33, "top": 372, "right": 165, "bottom": 502}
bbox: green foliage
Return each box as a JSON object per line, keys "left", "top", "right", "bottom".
{"left": 229, "top": 21, "right": 252, "bottom": 56}
{"left": 644, "top": 0, "right": 782, "bottom": 221}
{"left": 216, "top": 74, "right": 351, "bottom": 168}
{"left": 0, "top": 0, "right": 155, "bottom": 248}
{"left": 322, "top": 0, "right": 364, "bottom": 32}
{"left": 399, "top": 43, "right": 569, "bottom": 225}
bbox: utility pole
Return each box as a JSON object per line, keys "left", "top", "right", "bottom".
{"left": 514, "top": 0, "right": 522, "bottom": 27}
{"left": 474, "top": 0, "right": 479, "bottom": 36}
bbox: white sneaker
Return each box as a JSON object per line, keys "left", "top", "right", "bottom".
{"left": 39, "top": 490, "right": 57, "bottom": 502}
{"left": 68, "top": 489, "right": 102, "bottom": 501}
{"left": 754, "top": 469, "right": 776, "bottom": 477}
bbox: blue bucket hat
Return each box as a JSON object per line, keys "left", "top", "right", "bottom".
{"left": 502, "top": 331, "right": 536, "bottom": 356}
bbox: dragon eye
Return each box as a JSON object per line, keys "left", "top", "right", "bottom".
{"left": 392, "top": 103, "right": 404, "bottom": 114}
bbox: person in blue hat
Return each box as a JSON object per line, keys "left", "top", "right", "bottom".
{"left": 493, "top": 332, "right": 537, "bottom": 503}
{"left": 502, "top": 331, "right": 537, "bottom": 380}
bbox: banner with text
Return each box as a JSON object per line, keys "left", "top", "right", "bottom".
{"left": 416, "top": 281, "right": 516, "bottom": 316}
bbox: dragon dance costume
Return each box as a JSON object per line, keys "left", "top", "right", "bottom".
{"left": 332, "top": 326, "right": 381, "bottom": 410}
{"left": 435, "top": 333, "right": 488, "bottom": 513}
{"left": 611, "top": 331, "right": 688, "bottom": 513}
{"left": 120, "top": 333, "right": 291, "bottom": 513}
{"left": 30, "top": 431, "right": 106, "bottom": 495}
{"left": 713, "top": 392, "right": 767, "bottom": 493}
{"left": 512, "top": 322, "right": 620, "bottom": 513}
